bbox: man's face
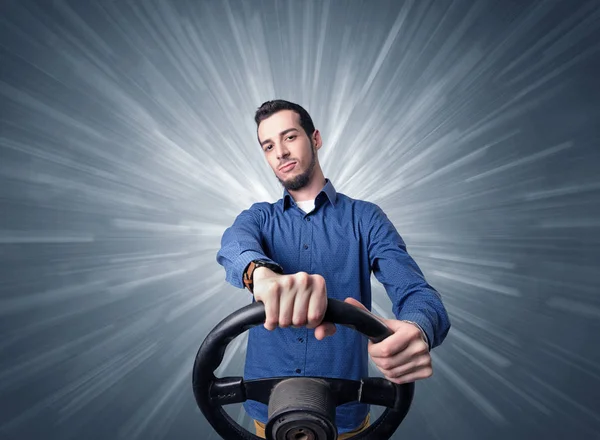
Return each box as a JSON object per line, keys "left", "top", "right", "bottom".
{"left": 257, "top": 109, "right": 320, "bottom": 191}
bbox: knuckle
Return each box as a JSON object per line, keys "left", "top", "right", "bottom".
{"left": 296, "top": 272, "right": 309, "bottom": 287}
{"left": 415, "top": 343, "right": 429, "bottom": 356}
{"left": 421, "top": 355, "right": 432, "bottom": 367}
{"left": 308, "top": 308, "right": 324, "bottom": 323}
{"left": 307, "top": 311, "right": 320, "bottom": 323}
{"left": 309, "top": 304, "right": 326, "bottom": 322}
{"left": 293, "top": 315, "right": 307, "bottom": 326}
{"left": 408, "top": 326, "right": 420, "bottom": 338}
{"left": 316, "top": 276, "right": 327, "bottom": 292}
{"left": 392, "top": 369, "right": 404, "bottom": 379}
{"left": 379, "top": 347, "right": 392, "bottom": 358}
{"left": 379, "top": 359, "right": 393, "bottom": 371}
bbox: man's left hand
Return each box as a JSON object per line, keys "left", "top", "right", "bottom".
{"left": 344, "top": 298, "right": 432, "bottom": 385}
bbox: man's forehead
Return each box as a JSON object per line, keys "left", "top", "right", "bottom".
{"left": 258, "top": 110, "right": 301, "bottom": 136}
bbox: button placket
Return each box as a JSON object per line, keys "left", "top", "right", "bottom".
{"left": 296, "top": 217, "right": 311, "bottom": 378}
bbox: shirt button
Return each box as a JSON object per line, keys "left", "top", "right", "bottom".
{"left": 295, "top": 369, "right": 301, "bottom": 374}
{"left": 306, "top": 217, "right": 311, "bottom": 222}
{"left": 303, "top": 244, "right": 308, "bottom": 250}
{"left": 298, "top": 338, "right": 303, "bottom": 343}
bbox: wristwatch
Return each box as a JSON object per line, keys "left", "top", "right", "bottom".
{"left": 243, "top": 259, "right": 283, "bottom": 293}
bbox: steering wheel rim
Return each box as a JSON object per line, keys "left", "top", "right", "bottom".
{"left": 193, "top": 298, "right": 415, "bottom": 440}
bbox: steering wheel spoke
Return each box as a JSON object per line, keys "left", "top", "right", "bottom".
{"left": 358, "top": 377, "right": 408, "bottom": 409}
{"left": 210, "top": 377, "right": 247, "bottom": 406}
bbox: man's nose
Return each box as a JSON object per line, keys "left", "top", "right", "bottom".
{"left": 275, "top": 143, "right": 290, "bottom": 159}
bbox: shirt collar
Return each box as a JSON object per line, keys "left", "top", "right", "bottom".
{"left": 282, "top": 178, "right": 338, "bottom": 211}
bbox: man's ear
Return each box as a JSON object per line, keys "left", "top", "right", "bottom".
{"left": 312, "top": 129, "right": 323, "bottom": 150}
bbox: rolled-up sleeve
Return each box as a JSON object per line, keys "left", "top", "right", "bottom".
{"left": 367, "top": 204, "right": 451, "bottom": 349}
{"left": 216, "top": 204, "right": 278, "bottom": 289}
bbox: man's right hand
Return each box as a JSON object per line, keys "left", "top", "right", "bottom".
{"left": 252, "top": 267, "right": 336, "bottom": 340}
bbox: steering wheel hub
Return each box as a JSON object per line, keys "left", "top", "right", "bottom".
{"left": 266, "top": 378, "right": 336, "bottom": 440}
{"left": 286, "top": 427, "right": 314, "bottom": 440}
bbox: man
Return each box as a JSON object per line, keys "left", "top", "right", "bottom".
{"left": 216, "top": 100, "right": 451, "bottom": 438}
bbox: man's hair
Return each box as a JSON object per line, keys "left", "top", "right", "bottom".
{"left": 254, "top": 100, "right": 316, "bottom": 141}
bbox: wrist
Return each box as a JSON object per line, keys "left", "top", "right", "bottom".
{"left": 253, "top": 266, "right": 276, "bottom": 282}
{"left": 243, "top": 259, "right": 283, "bottom": 293}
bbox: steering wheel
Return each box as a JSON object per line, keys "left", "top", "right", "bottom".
{"left": 192, "top": 298, "right": 415, "bottom": 440}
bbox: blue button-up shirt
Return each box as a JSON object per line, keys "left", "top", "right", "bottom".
{"left": 217, "top": 179, "right": 450, "bottom": 433}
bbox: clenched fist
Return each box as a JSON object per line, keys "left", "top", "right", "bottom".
{"left": 252, "top": 267, "right": 336, "bottom": 340}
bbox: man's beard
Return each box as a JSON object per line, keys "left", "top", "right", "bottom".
{"left": 277, "top": 144, "right": 317, "bottom": 191}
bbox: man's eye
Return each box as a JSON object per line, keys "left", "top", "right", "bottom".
{"left": 287, "top": 136, "right": 296, "bottom": 141}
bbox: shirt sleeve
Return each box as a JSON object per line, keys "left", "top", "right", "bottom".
{"left": 367, "top": 204, "right": 451, "bottom": 349}
{"left": 216, "top": 204, "right": 279, "bottom": 289}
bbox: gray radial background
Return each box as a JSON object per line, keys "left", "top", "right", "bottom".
{"left": 1, "top": 1, "right": 599, "bottom": 439}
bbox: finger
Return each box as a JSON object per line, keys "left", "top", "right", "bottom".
{"left": 383, "top": 364, "right": 433, "bottom": 385}
{"left": 377, "top": 352, "right": 431, "bottom": 378}
{"left": 378, "top": 340, "right": 430, "bottom": 374}
{"left": 307, "top": 294, "right": 326, "bottom": 328}
{"left": 314, "top": 322, "right": 336, "bottom": 340}
{"left": 371, "top": 321, "right": 428, "bottom": 358}
{"left": 369, "top": 331, "right": 413, "bottom": 359}
{"left": 386, "top": 358, "right": 431, "bottom": 380}
{"left": 278, "top": 289, "right": 296, "bottom": 328}
{"left": 263, "top": 285, "right": 280, "bottom": 331}
{"left": 307, "top": 276, "right": 326, "bottom": 329}
{"left": 292, "top": 275, "right": 311, "bottom": 327}
{"left": 291, "top": 294, "right": 308, "bottom": 327}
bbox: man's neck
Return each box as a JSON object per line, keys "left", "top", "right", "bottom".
{"left": 287, "top": 168, "right": 326, "bottom": 202}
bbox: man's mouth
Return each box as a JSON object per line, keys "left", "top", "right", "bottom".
{"left": 279, "top": 162, "right": 297, "bottom": 172}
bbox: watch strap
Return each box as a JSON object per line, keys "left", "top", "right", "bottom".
{"left": 243, "top": 259, "right": 283, "bottom": 293}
